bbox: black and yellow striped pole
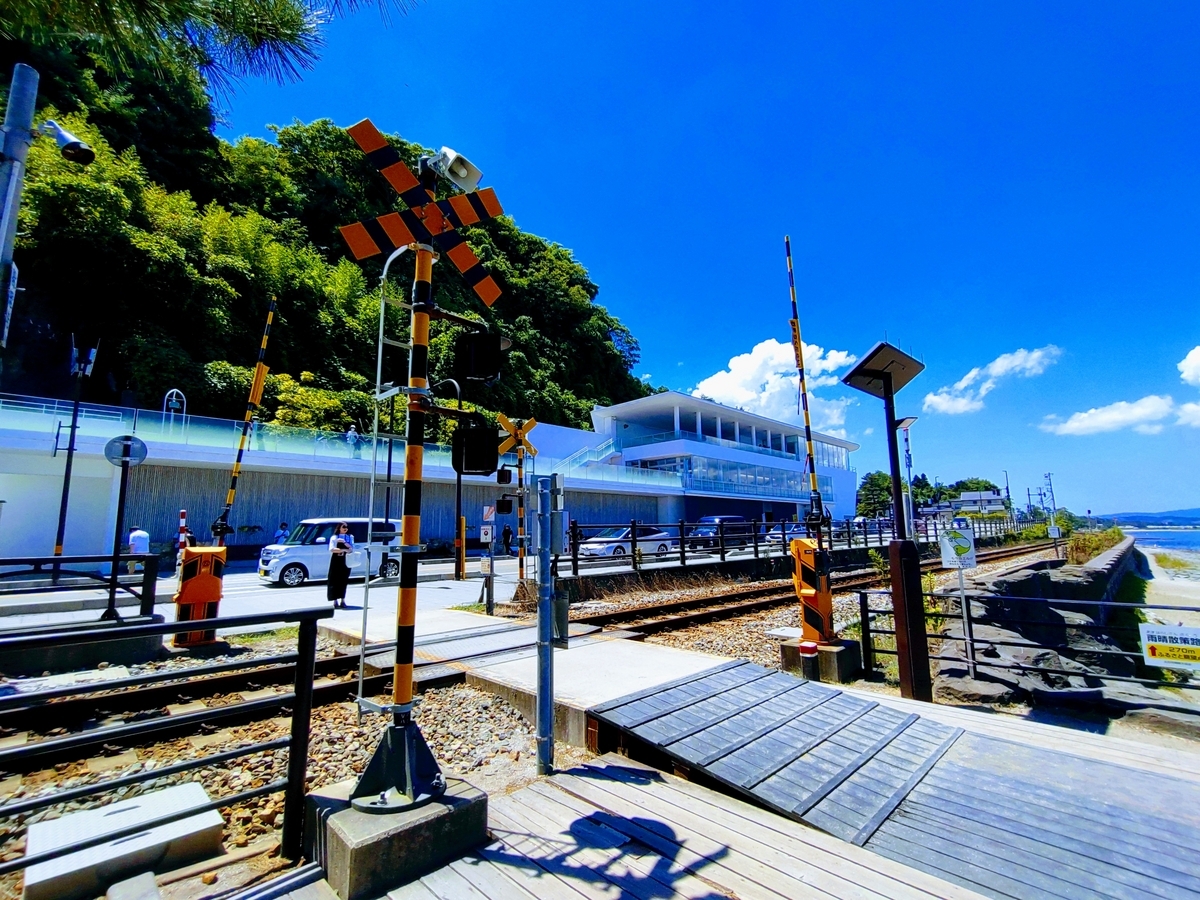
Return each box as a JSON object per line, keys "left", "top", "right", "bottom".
{"left": 212, "top": 299, "right": 274, "bottom": 545}
{"left": 517, "top": 444, "right": 526, "bottom": 579}
{"left": 784, "top": 237, "right": 834, "bottom": 642}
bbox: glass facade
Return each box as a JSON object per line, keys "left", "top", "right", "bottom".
{"left": 632, "top": 455, "right": 834, "bottom": 501}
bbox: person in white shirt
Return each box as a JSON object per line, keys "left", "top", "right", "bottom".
{"left": 127, "top": 525, "right": 150, "bottom": 574}
{"left": 327, "top": 522, "right": 353, "bottom": 608}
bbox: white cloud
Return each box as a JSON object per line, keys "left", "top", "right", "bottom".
{"left": 1040, "top": 395, "right": 1174, "bottom": 435}
{"left": 1179, "top": 347, "right": 1200, "bottom": 387}
{"left": 1177, "top": 402, "right": 1200, "bottom": 427}
{"left": 639, "top": 373, "right": 651, "bottom": 381}
{"left": 692, "top": 337, "right": 857, "bottom": 433}
{"left": 923, "top": 345, "right": 1062, "bottom": 415}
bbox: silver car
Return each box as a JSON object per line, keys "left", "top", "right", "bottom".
{"left": 578, "top": 526, "right": 676, "bottom": 558}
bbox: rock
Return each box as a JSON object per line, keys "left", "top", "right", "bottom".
{"left": 935, "top": 671, "right": 1022, "bottom": 705}
{"left": 1122, "top": 708, "right": 1200, "bottom": 740}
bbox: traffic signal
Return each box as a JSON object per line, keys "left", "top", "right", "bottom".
{"left": 451, "top": 414, "right": 498, "bottom": 475}
{"left": 496, "top": 466, "right": 513, "bottom": 485}
{"left": 454, "top": 331, "right": 508, "bottom": 382}
{"left": 497, "top": 497, "right": 513, "bottom": 515}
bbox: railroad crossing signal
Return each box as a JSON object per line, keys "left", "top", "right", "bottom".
{"left": 790, "top": 537, "right": 834, "bottom": 643}
{"left": 338, "top": 119, "right": 505, "bottom": 307}
{"left": 497, "top": 413, "right": 538, "bottom": 456}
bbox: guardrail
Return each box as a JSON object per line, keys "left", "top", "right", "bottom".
{"left": 857, "top": 588, "right": 1198, "bottom": 693}
{"left": 0, "top": 607, "right": 332, "bottom": 869}
{"left": 0, "top": 553, "right": 160, "bottom": 615}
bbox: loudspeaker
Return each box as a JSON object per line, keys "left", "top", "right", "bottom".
{"left": 432, "top": 147, "right": 483, "bottom": 193}
{"left": 451, "top": 414, "right": 498, "bottom": 476}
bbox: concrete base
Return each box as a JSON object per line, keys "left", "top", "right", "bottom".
{"left": 324, "top": 777, "right": 487, "bottom": 900}
{"left": 24, "top": 782, "right": 223, "bottom": 900}
{"left": 819, "top": 640, "right": 862, "bottom": 684}
{"left": 466, "top": 638, "right": 731, "bottom": 746}
{"left": 0, "top": 614, "right": 165, "bottom": 676}
{"left": 105, "top": 873, "right": 161, "bottom": 900}
{"left": 779, "top": 640, "right": 820, "bottom": 680}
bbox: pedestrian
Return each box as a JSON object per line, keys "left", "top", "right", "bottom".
{"left": 127, "top": 524, "right": 150, "bottom": 574}
{"left": 346, "top": 425, "right": 361, "bottom": 459}
{"left": 502, "top": 523, "right": 513, "bottom": 556}
{"left": 274, "top": 522, "right": 289, "bottom": 544}
{"left": 327, "top": 522, "right": 353, "bottom": 608}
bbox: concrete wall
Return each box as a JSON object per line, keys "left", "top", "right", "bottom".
{"left": 0, "top": 448, "right": 119, "bottom": 558}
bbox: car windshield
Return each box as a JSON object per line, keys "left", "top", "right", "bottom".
{"left": 283, "top": 523, "right": 313, "bottom": 544}
{"left": 289, "top": 523, "right": 338, "bottom": 545}
{"left": 589, "top": 527, "right": 629, "bottom": 540}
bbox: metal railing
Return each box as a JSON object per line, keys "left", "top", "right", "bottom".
{"left": 0, "top": 553, "right": 160, "bottom": 613}
{"left": 857, "top": 589, "right": 1198, "bottom": 692}
{"left": 0, "top": 607, "right": 332, "bottom": 871}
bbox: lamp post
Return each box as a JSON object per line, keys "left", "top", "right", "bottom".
{"left": 52, "top": 338, "right": 97, "bottom": 580}
{"left": 896, "top": 416, "right": 917, "bottom": 542}
{"left": 843, "top": 342, "right": 930, "bottom": 701}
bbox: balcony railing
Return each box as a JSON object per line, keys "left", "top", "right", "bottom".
{"left": 617, "top": 428, "right": 850, "bottom": 469}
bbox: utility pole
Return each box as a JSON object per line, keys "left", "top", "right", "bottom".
{"left": 1045, "top": 472, "right": 1061, "bottom": 556}
{"left": 0, "top": 64, "right": 38, "bottom": 375}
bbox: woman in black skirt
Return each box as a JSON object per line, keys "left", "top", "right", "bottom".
{"left": 327, "top": 522, "right": 353, "bottom": 608}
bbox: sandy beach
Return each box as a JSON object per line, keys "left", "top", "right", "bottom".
{"left": 1141, "top": 548, "right": 1200, "bottom": 628}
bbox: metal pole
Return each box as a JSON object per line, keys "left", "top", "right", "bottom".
{"left": 282, "top": 618, "right": 318, "bottom": 860}
{"left": 52, "top": 370, "right": 83, "bottom": 580}
{"left": 0, "top": 64, "right": 38, "bottom": 370}
{"left": 517, "top": 446, "right": 526, "bottom": 580}
{"left": 103, "top": 443, "right": 132, "bottom": 620}
{"left": 858, "top": 591, "right": 874, "bottom": 673}
{"left": 958, "top": 568, "right": 976, "bottom": 679}
{"left": 902, "top": 426, "right": 916, "bottom": 541}
{"left": 882, "top": 375, "right": 908, "bottom": 541}
{"left": 536, "top": 478, "right": 554, "bottom": 775}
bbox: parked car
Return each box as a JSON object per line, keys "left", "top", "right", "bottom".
{"left": 765, "top": 522, "right": 807, "bottom": 543}
{"left": 578, "top": 526, "right": 676, "bottom": 558}
{"left": 686, "top": 515, "right": 756, "bottom": 549}
{"left": 258, "top": 517, "right": 400, "bottom": 586}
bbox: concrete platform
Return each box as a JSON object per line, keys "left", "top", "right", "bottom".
{"left": 320, "top": 607, "right": 513, "bottom": 646}
{"left": 466, "top": 638, "right": 730, "bottom": 746}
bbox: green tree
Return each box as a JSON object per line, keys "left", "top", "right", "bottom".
{"left": 857, "top": 471, "right": 893, "bottom": 518}
{"left": 910, "top": 473, "right": 935, "bottom": 505}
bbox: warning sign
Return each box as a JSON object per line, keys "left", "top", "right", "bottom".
{"left": 939, "top": 527, "right": 977, "bottom": 569}
{"left": 1140, "top": 623, "right": 1200, "bottom": 671}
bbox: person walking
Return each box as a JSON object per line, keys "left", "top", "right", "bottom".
{"left": 274, "top": 522, "right": 289, "bottom": 544}
{"left": 346, "top": 425, "right": 361, "bottom": 459}
{"left": 327, "top": 522, "right": 353, "bottom": 608}
{"left": 127, "top": 525, "right": 150, "bottom": 574}
{"left": 501, "top": 523, "right": 513, "bottom": 556}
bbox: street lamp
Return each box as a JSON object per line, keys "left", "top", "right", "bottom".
{"left": 895, "top": 416, "right": 917, "bottom": 542}
{"left": 842, "top": 341, "right": 931, "bottom": 701}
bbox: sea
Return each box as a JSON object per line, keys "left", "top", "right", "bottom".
{"left": 1124, "top": 528, "right": 1200, "bottom": 579}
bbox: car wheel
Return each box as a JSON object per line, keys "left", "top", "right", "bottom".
{"left": 380, "top": 559, "right": 400, "bottom": 578}
{"left": 280, "top": 563, "right": 307, "bottom": 587}
{"left": 656, "top": 544, "right": 668, "bottom": 553}
{"left": 611, "top": 546, "right": 626, "bottom": 557}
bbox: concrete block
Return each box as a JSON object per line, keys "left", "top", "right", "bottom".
{"left": 324, "top": 778, "right": 487, "bottom": 900}
{"left": 779, "top": 639, "right": 819, "bottom": 681}
{"left": 105, "top": 872, "right": 161, "bottom": 900}
{"left": 24, "top": 782, "right": 223, "bottom": 900}
{"left": 304, "top": 779, "right": 354, "bottom": 868}
{"left": 818, "top": 640, "right": 862, "bottom": 684}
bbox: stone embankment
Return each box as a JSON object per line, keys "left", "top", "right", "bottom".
{"left": 934, "top": 537, "right": 1200, "bottom": 735}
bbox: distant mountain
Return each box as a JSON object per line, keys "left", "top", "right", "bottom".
{"left": 1100, "top": 507, "right": 1200, "bottom": 525}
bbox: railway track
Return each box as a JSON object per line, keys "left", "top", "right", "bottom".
{"left": 0, "top": 541, "right": 1053, "bottom": 773}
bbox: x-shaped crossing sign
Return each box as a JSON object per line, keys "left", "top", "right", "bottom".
{"left": 498, "top": 413, "right": 537, "bottom": 456}
{"left": 338, "top": 119, "right": 505, "bottom": 306}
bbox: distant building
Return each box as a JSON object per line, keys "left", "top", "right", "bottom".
{"left": 918, "top": 489, "right": 1007, "bottom": 518}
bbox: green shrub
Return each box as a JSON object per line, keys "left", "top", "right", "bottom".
{"left": 1066, "top": 527, "right": 1124, "bottom": 564}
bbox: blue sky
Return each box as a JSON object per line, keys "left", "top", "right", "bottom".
{"left": 217, "top": 1, "right": 1200, "bottom": 515}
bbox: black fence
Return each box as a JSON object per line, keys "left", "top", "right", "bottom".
{"left": 857, "top": 589, "right": 1198, "bottom": 693}
{"left": 563, "top": 517, "right": 1020, "bottom": 576}
{"left": 0, "top": 553, "right": 160, "bottom": 614}
{"left": 0, "top": 607, "right": 332, "bottom": 872}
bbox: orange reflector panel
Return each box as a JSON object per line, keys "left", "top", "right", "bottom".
{"left": 476, "top": 187, "right": 503, "bottom": 218}
{"left": 378, "top": 212, "right": 416, "bottom": 248}
{"left": 448, "top": 194, "right": 480, "bottom": 226}
{"left": 474, "top": 275, "right": 502, "bottom": 307}
{"left": 446, "top": 242, "right": 478, "bottom": 272}
{"left": 347, "top": 119, "right": 388, "bottom": 153}
{"left": 382, "top": 162, "right": 420, "bottom": 195}
{"left": 339, "top": 222, "right": 380, "bottom": 260}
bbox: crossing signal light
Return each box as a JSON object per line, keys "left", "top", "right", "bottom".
{"left": 454, "top": 331, "right": 509, "bottom": 382}
{"left": 497, "top": 497, "right": 513, "bottom": 515}
{"left": 452, "top": 414, "right": 499, "bottom": 475}
{"left": 496, "top": 466, "right": 513, "bottom": 485}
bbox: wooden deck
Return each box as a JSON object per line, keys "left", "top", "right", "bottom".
{"left": 586, "top": 660, "right": 1200, "bottom": 899}
{"left": 388, "top": 754, "right": 986, "bottom": 899}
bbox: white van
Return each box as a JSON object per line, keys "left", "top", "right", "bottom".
{"left": 258, "top": 518, "right": 400, "bottom": 587}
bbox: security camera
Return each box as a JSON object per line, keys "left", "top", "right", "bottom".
{"left": 430, "top": 146, "right": 482, "bottom": 193}
{"left": 40, "top": 121, "right": 95, "bottom": 165}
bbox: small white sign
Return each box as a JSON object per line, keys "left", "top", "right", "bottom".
{"left": 483, "top": 505, "right": 496, "bottom": 523}
{"left": 1140, "top": 623, "right": 1200, "bottom": 671}
{"left": 479, "top": 557, "right": 492, "bottom": 575}
{"left": 939, "top": 527, "right": 977, "bottom": 569}
{"left": 480, "top": 524, "right": 494, "bottom": 544}
{"left": 1048, "top": 525, "right": 1062, "bottom": 539}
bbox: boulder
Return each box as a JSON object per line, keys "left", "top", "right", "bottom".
{"left": 934, "top": 664, "right": 1025, "bottom": 705}
{"left": 1122, "top": 708, "right": 1200, "bottom": 740}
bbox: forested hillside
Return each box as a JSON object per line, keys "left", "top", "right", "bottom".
{"left": 0, "top": 40, "right": 651, "bottom": 432}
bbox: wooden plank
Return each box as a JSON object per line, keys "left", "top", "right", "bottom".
{"left": 589, "top": 661, "right": 748, "bottom": 714}
{"left": 492, "top": 788, "right": 717, "bottom": 900}
{"left": 852, "top": 727, "right": 963, "bottom": 845}
{"left": 687, "top": 687, "right": 845, "bottom": 766}
{"left": 648, "top": 677, "right": 807, "bottom": 746}
{"left": 790, "top": 713, "right": 918, "bottom": 810}
{"left": 549, "top": 771, "right": 887, "bottom": 900}
{"left": 564, "top": 759, "right": 989, "bottom": 900}
{"left": 907, "top": 781, "right": 1200, "bottom": 889}
{"left": 419, "top": 865, "right": 494, "bottom": 900}
{"left": 387, "top": 880, "right": 442, "bottom": 900}
{"left": 446, "top": 857, "right": 542, "bottom": 900}
{"left": 867, "top": 824, "right": 1032, "bottom": 900}
{"left": 895, "top": 798, "right": 1192, "bottom": 900}
{"left": 473, "top": 842, "right": 599, "bottom": 900}
{"left": 616, "top": 665, "right": 777, "bottom": 729}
